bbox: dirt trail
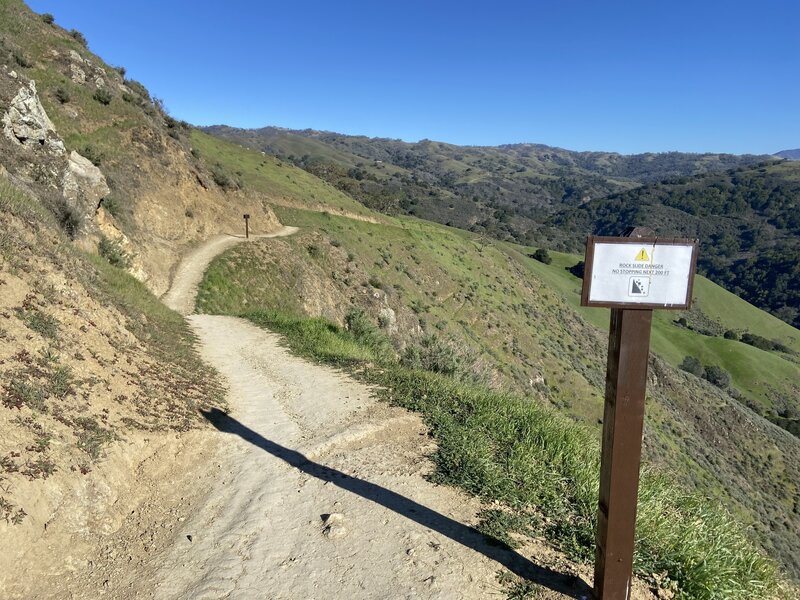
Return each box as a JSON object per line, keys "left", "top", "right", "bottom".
{"left": 161, "top": 227, "right": 298, "bottom": 315}
{"left": 104, "top": 227, "right": 644, "bottom": 599}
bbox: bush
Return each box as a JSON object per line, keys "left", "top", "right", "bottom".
{"left": 56, "top": 204, "right": 82, "bottom": 239}
{"left": 80, "top": 144, "right": 103, "bottom": 166}
{"left": 679, "top": 355, "right": 704, "bottom": 377}
{"left": 93, "top": 88, "right": 112, "bottom": 105}
{"left": 211, "top": 165, "right": 237, "bottom": 190}
{"left": 114, "top": 65, "right": 126, "bottom": 78}
{"left": 724, "top": 329, "right": 739, "bottom": 340}
{"left": 344, "top": 309, "right": 394, "bottom": 361}
{"left": 12, "top": 50, "right": 32, "bottom": 68}
{"left": 124, "top": 79, "right": 151, "bottom": 101}
{"left": 401, "top": 334, "right": 471, "bottom": 378}
{"left": 703, "top": 364, "right": 730, "bottom": 388}
{"left": 567, "top": 260, "right": 585, "bottom": 279}
{"left": 41, "top": 13, "right": 55, "bottom": 24}
{"left": 53, "top": 86, "right": 70, "bottom": 104}
{"left": 69, "top": 29, "right": 87, "bottom": 46}
{"left": 101, "top": 196, "right": 121, "bottom": 218}
{"left": 740, "top": 332, "right": 793, "bottom": 354}
{"left": 531, "top": 248, "right": 552, "bottom": 264}
{"left": 306, "top": 243, "right": 322, "bottom": 259}
{"left": 98, "top": 237, "right": 131, "bottom": 269}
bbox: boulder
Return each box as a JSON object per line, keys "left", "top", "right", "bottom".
{"left": 62, "top": 150, "right": 111, "bottom": 213}
{"left": 1, "top": 80, "right": 65, "bottom": 155}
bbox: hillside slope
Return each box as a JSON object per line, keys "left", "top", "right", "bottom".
{"left": 0, "top": 0, "right": 283, "bottom": 294}
{"left": 197, "top": 201, "right": 800, "bottom": 587}
{"left": 0, "top": 169, "right": 229, "bottom": 597}
{"left": 203, "top": 125, "right": 768, "bottom": 247}
{"left": 774, "top": 149, "right": 800, "bottom": 160}
{"left": 552, "top": 160, "right": 800, "bottom": 328}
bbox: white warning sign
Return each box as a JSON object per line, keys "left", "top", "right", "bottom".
{"left": 582, "top": 238, "right": 697, "bottom": 308}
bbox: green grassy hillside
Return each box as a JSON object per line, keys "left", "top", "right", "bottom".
{"left": 189, "top": 130, "right": 376, "bottom": 218}
{"left": 192, "top": 114, "right": 800, "bottom": 588}
{"left": 203, "top": 125, "right": 768, "bottom": 247}
{"left": 196, "top": 203, "right": 799, "bottom": 586}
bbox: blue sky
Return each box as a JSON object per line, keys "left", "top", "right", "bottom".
{"left": 26, "top": 0, "right": 800, "bottom": 154}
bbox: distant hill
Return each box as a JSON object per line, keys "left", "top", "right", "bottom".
{"left": 775, "top": 149, "right": 800, "bottom": 160}
{"left": 203, "top": 125, "right": 769, "bottom": 248}
{"left": 551, "top": 160, "right": 800, "bottom": 328}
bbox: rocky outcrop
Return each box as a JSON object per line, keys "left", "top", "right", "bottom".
{"left": 1, "top": 79, "right": 65, "bottom": 155}
{"left": 70, "top": 63, "right": 86, "bottom": 84}
{"left": 62, "top": 150, "right": 111, "bottom": 211}
{"left": 2, "top": 76, "right": 110, "bottom": 234}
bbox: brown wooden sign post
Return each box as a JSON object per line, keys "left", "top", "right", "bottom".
{"left": 581, "top": 227, "right": 698, "bottom": 600}
{"left": 243, "top": 213, "right": 250, "bottom": 239}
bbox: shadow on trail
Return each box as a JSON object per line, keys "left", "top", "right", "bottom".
{"left": 201, "top": 408, "right": 592, "bottom": 599}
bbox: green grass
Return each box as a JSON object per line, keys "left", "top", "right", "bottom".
{"left": 234, "top": 308, "right": 782, "bottom": 600}
{"left": 197, "top": 204, "right": 798, "bottom": 588}
{"left": 508, "top": 243, "right": 800, "bottom": 417}
{"left": 190, "top": 130, "right": 376, "bottom": 217}
{"left": 83, "top": 252, "right": 207, "bottom": 374}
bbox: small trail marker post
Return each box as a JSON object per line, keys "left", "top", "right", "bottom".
{"left": 581, "top": 227, "right": 698, "bottom": 600}
{"left": 243, "top": 213, "right": 250, "bottom": 239}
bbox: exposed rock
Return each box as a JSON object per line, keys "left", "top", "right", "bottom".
{"left": 68, "top": 50, "right": 84, "bottom": 64}
{"left": 1, "top": 79, "right": 65, "bottom": 155}
{"left": 62, "top": 150, "right": 111, "bottom": 218}
{"left": 321, "top": 513, "right": 347, "bottom": 539}
{"left": 379, "top": 306, "right": 398, "bottom": 334}
{"left": 95, "top": 76, "right": 105, "bottom": 88}
{"left": 95, "top": 207, "right": 148, "bottom": 282}
{"left": 70, "top": 63, "right": 86, "bottom": 84}
{"left": 8, "top": 70, "right": 18, "bottom": 79}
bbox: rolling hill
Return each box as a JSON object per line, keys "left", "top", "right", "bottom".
{"left": 551, "top": 160, "right": 800, "bottom": 328}
{"left": 774, "top": 149, "right": 800, "bottom": 160}
{"left": 193, "top": 126, "right": 800, "bottom": 585}
{"left": 2, "top": 0, "right": 798, "bottom": 596}
{"left": 203, "top": 125, "right": 769, "bottom": 248}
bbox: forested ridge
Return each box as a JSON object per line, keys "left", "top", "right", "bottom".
{"left": 552, "top": 160, "right": 800, "bottom": 327}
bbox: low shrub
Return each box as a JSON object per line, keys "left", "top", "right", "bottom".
{"left": 679, "top": 355, "right": 703, "bottom": 377}
{"left": 69, "top": 29, "right": 87, "bottom": 46}
{"left": 531, "top": 248, "right": 552, "bottom": 264}
{"left": 98, "top": 237, "right": 131, "bottom": 269}
{"left": 703, "top": 364, "right": 730, "bottom": 388}
{"left": 211, "top": 165, "right": 237, "bottom": 190}
{"left": 101, "top": 196, "right": 121, "bottom": 218}
{"left": 53, "top": 86, "right": 70, "bottom": 104}
{"left": 93, "top": 88, "right": 112, "bottom": 105}
{"left": 12, "top": 50, "right": 32, "bottom": 68}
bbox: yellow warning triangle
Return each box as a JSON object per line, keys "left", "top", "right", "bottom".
{"left": 635, "top": 248, "right": 649, "bottom": 262}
